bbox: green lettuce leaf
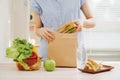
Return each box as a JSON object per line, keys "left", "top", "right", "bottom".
{"left": 6, "top": 46, "right": 19, "bottom": 59}
{"left": 6, "top": 38, "right": 33, "bottom": 62}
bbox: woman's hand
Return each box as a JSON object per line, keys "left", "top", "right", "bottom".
{"left": 31, "top": 10, "right": 55, "bottom": 42}
{"left": 73, "top": 18, "right": 95, "bottom": 31}
{"left": 37, "top": 28, "right": 55, "bottom": 42}
{"left": 73, "top": 19, "right": 84, "bottom": 32}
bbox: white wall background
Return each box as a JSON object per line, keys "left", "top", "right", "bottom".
{"left": 0, "top": 0, "right": 29, "bottom": 62}
{"left": 84, "top": 0, "right": 120, "bottom": 61}
{"left": 84, "top": 0, "right": 120, "bottom": 50}
{"left": 85, "top": 0, "right": 120, "bottom": 33}
{"left": 10, "top": 0, "right": 30, "bottom": 40}
{"left": 0, "top": 0, "right": 11, "bottom": 62}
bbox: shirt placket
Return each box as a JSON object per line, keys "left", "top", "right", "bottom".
{"left": 56, "top": 1, "right": 63, "bottom": 26}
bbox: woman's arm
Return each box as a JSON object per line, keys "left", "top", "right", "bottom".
{"left": 31, "top": 10, "right": 42, "bottom": 37}
{"left": 31, "top": 10, "right": 55, "bottom": 42}
{"left": 81, "top": 0, "right": 96, "bottom": 28}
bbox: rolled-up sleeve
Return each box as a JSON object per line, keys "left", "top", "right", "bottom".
{"left": 80, "top": 0, "right": 85, "bottom": 5}
{"left": 30, "top": 0, "right": 42, "bottom": 15}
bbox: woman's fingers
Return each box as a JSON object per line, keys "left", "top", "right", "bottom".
{"left": 75, "top": 25, "right": 82, "bottom": 32}
{"left": 45, "top": 31, "right": 55, "bottom": 40}
{"left": 47, "top": 29, "right": 55, "bottom": 36}
{"left": 44, "top": 29, "right": 55, "bottom": 42}
{"left": 40, "top": 33, "right": 48, "bottom": 42}
{"left": 73, "top": 19, "right": 83, "bottom": 32}
{"left": 39, "top": 28, "right": 55, "bottom": 42}
{"left": 43, "top": 32, "right": 53, "bottom": 42}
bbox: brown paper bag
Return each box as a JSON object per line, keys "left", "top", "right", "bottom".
{"left": 48, "top": 33, "right": 78, "bottom": 67}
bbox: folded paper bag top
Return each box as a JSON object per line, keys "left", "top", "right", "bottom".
{"left": 48, "top": 33, "right": 78, "bottom": 67}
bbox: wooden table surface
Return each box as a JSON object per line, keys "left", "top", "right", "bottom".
{"left": 0, "top": 61, "right": 120, "bottom": 80}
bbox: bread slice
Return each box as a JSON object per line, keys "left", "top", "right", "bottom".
{"left": 84, "top": 59, "right": 101, "bottom": 71}
{"left": 57, "top": 22, "right": 77, "bottom": 33}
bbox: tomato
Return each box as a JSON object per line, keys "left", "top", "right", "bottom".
{"left": 28, "top": 51, "right": 38, "bottom": 59}
{"left": 17, "top": 63, "right": 24, "bottom": 70}
{"left": 24, "top": 51, "right": 38, "bottom": 66}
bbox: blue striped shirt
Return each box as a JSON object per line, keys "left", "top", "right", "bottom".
{"left": 30, "top": 0, "right": 85, "bottom": 60}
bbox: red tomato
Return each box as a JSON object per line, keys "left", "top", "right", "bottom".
{"left": 28, "top": 51, "right": 38, "bottom": 60}
{"left": 24, "top": 51, "right": 38, "bottom": 66}
{"left": 17, "top": 63, "right": 24, "bottom": 70}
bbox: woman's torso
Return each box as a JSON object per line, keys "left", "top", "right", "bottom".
{"left": 30, "top": 0, "right": 84, "bottom": 60}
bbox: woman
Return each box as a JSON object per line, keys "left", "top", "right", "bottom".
{"left": 30, "top": 0, "right": 95, "bottom": 60}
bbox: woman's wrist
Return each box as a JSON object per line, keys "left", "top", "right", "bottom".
{"left": 83, "top": 18, "right": 96, "bottom": 28}
{"left": 79, "top": 19, "right": 85, "bottom": 27}
{"left": 75, "top": 18, "right": 84, "bottom": 28}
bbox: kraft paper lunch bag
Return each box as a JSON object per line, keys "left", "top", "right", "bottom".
{"left": 48, "top": 33, "right": 78, "bottom": 67}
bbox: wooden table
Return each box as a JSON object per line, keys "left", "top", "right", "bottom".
{"left": 0, "top": 62, "right": 120, "bottom": 80}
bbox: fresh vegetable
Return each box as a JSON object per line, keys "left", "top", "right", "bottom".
{"left": 6, "top": 38, "right": 33, "bottom": 62}
{"left": 17, "top": 52, "right": 38, "bottom": 70}
{"left": 17, "top": 61, "right": 30, "bottom": 70}
{"left": 24, "top": 51, "right": 38, "bottom": 66}
{"left": 6, "top": 38, "right": 40, "bottom": 70}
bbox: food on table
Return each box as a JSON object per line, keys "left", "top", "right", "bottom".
{"left": 6, "top": 38, "right": 41, "bottom": 71}
{"left": 57, "top": 22, "right": 77, "bottom": 33}
{"left": 43, "top": 59, "right": 56, "bottom": 71}
{"left": 83, "top": 59, "right": 102, "bottom": 72}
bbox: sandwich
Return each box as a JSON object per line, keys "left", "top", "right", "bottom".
{"left": 83, "top": 59, "right": 101, "bottom": 71}
{"left": 57, "top": 22, "right": 77, "bottom": 33}
{"left": 6, "top": 38, "right": 41, "bottom": 71}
